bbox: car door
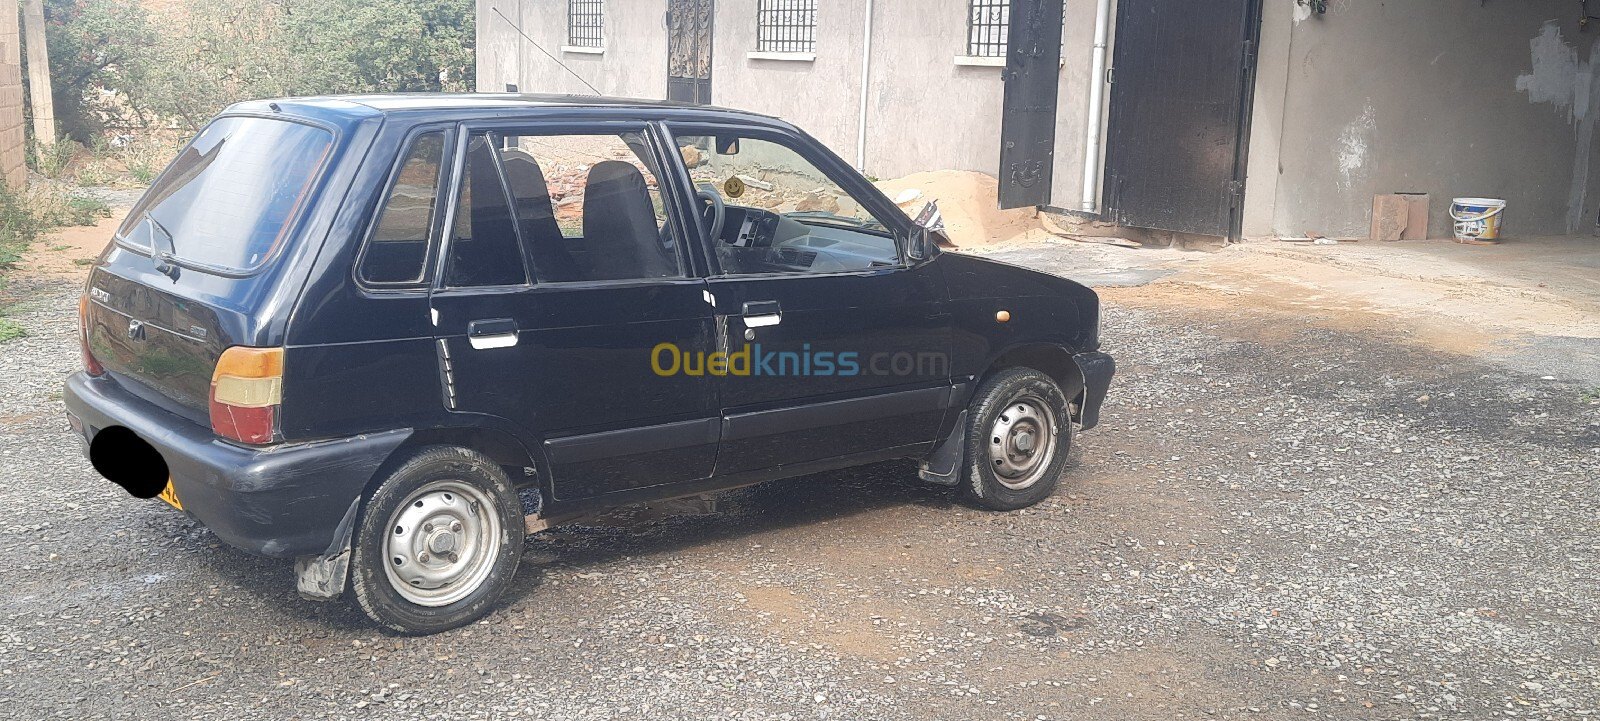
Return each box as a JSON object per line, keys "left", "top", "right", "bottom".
{"left": 429, "top": 121, "right": 719, "bottom": 502}
{"left": 661, "top": 123, "right": 952, "bottom": 475}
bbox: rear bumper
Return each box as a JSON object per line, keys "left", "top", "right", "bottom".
{"left": 63, "top": 372, "right": 410, "bottom": 558}
{"left": 1072, "top": 351, "right": 1116, "bottom": 430}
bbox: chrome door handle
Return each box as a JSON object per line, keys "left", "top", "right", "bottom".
{"left": 742, "top": 300, "right": 782, "bottom": 327}
{"left": 467, "top": 318, "right": 518, "bottom": 349}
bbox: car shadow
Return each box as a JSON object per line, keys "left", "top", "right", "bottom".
{"left": 187, "top": 453, "right": 1085, "bottom": 634}
{"left": 497, "top": 459, "right": 956, "bottom": 607}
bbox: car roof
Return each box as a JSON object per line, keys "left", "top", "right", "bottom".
{"left": 225, "top": 93, "right": 793, "bottom": 130}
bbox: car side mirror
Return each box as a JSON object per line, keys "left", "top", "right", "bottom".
{"left": 903, "top": 200, "right": 948, "bottom": 262}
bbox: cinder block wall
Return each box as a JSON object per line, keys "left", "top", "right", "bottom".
{"left": 0, "top": 0, "right": 26, "bottom": 190}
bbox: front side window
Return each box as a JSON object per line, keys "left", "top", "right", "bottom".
{"left": 568, "top": 0, "right": 604, "bottom": 47}
{"left": 117, "top": 116, "right": 333, "bottom": 274}
{"left": 360, "top": 131, "right": 446, "bottom": 285}
{"left": 757, "top": 0, "right": 817, "bottom": 53}
{"left": 673, "top": 132, "right": 898, "bottom": 275}
{"left": 445, "top": 130, "right": 682, "bottom": 286}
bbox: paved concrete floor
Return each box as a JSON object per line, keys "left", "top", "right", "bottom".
{"left": 979, "top": 235, "right": 1600, "bottom": 386}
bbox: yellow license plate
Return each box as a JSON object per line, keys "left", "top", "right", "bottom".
{"left": 158, "top": 480, "right": 183, "bottom": 511}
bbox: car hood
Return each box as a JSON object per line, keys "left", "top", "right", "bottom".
{"left": 937, "top": 251, "right": 1099, "bottom": 303}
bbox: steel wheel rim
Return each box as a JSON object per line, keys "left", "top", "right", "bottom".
{"left": 382, "top": 480, "right": 501, "bottom": 607}
{"left": 987, "top": 393, "right": 1058, "bottom": 490}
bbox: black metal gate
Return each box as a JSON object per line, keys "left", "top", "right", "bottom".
{"left": 1102, "top": 0, "right": 1261, "bottom": 238}
{"left": 997, "top": 0, "right": 1064, "bottom": 210}
{"left": 667, "top": 0, "right": 714, "bottom": 104}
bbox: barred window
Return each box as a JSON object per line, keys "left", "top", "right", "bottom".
{"left": 757, "top": 0, "right": 817, "bottom": 54}
{"left": 967, "top": 0, "right": 1009, "bottom": 57}
{"left": 568, "top": 0, "right": 604, "bottom": 48}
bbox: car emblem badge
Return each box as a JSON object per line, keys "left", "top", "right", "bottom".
{"left": 127, "top": 319, "right": 146, "bottom": 342}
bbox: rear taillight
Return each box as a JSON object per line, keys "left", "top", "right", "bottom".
{"left": 209, "top": 347, "right": 283, "bottom": 445}
{"left": 79, "top": 294, "right": 104, "bottom": 376}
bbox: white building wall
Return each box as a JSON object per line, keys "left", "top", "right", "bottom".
{"left": 1244, "top": 0, "right": 1600, "bottom": 239}
{"left": 477, "top": 0, "right": 1108, "bottom": 207}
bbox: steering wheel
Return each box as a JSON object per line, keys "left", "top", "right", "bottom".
{"left": 696, "top": 186, "right": 726, "bottom": 242}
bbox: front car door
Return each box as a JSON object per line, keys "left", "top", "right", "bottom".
{"left": 660, "top": 123, "right": 952, "bottom": 475}
{"left": 428, "top": 120, "right": 719, "bottom": 502}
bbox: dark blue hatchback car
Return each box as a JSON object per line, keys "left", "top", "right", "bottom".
{"left": 63, "top": 94, "right": 1114, "bottom": 634}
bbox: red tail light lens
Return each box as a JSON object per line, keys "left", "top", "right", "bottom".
{"left": 79, "top": 294, "right": 104, "bottom": 376}
{"left": 209, "top": 347, "right": 283, "bottom": 444}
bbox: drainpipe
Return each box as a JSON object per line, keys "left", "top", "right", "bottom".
{"left": 1079, "top": 0, "right": 1112, "bottom": 212}
{"left": 856, "top": 0, "right": 875, "bottom": 171}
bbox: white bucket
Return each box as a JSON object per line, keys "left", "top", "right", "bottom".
{"left": 1450, "top": 197, "right": 1506, "bottom": 241}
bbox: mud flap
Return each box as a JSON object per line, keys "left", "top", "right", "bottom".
{"left": 294, "top": 497, "right": 360, "bottom": 601}
{"left": 1071, "top": 352, "right": 1116, "bottom": 430}
{"left": 917, "top": 410, "right": 967, "bottom": 486}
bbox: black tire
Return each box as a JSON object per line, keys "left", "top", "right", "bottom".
{"left": 350, "top": 446, "right": 524, "bottom": 635}
{"left": 958, "top": 368, "right": 1074, "bottom": 511}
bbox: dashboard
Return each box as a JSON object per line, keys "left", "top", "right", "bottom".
{"left": 716, "top": 206, "right": 899, "bottom": 274}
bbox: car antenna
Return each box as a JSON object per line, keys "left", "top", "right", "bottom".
{"left": 489, "top": 6, "right": 603, "bottom": 96}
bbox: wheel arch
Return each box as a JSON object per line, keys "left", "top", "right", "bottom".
{"left": 368, "top": 426, "right": 545, "bottom": 496}
{"left": 981, "top": 343, "right": 1087, "bottom": 408}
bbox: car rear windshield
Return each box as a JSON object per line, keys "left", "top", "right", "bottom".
{"left": 116, "top": 116, "right": 334, "bottom": 274}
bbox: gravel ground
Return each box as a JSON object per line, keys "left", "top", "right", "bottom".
{"left": 1, "top": 268, "right": 1597, "bottom": 721}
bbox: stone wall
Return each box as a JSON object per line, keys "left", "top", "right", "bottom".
{"left": 0, "top": 0, "right": 26, "bottom": 190}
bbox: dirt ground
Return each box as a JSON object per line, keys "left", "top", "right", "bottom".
{"left": 12, "top": 213, "right": 127, "bottom": 278}
{"left": 0, "top": 216, "right": 1596, "bottom": 720}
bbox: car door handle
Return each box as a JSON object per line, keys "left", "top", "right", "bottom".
{"left": 467, "top": 318, "right": 518, "bottom": 349}
{"left": 741, "top": 300, "right": 782, "bottom": 327}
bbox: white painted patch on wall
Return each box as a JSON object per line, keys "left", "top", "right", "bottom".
{"left": 1293, "top": 2, "right": 1312, "bottom": 24}
{"left": 1514, "top": 22, "right": 1600, "bottom": 231}
{"left": 1335, "top": 103, "right": 1376, "bottom": 191}
{"left": 1516, "top": 21, "right": 1580, "bottom": 121}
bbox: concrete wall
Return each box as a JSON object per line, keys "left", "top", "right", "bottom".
{"left": 1245, "top": 0, "right": 1600, "bottom": 239}
{"left": 476, "top": 0, "right": 668, "bottom": 98}
{"left": 0, "top": 0, "right": 26, "bottom": 190}
{"left": 477, "top": 0, "right": 1107, "bottom": 206}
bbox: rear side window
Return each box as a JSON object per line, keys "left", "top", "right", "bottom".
{"left": 359, "top": 131, "right": 447, "bottom": 285}
{"left": 444, "top": 136, "right": 530, "bottom": 287}
{"left": 117, "top": 116, "right": 334, "bottom": 274}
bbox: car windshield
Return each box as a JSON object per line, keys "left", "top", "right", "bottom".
{"left": 115, "top": 116, "right": 334, "bottom": 274}
{"left": 678, "top": 135, "right": 890, "bottom": 232}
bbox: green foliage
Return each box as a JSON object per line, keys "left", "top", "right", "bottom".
{"left": 26, "top": 139, "right": 79, "bottom": 179}
{"left": 0, "top": 185, "right": 42, "bottom": 270}
{"left": 41, "top": 0, "right": 475, "bottom": 140}
{"left": 41, "top": 0, "right": 159, "bottom": 143}
{"left": 0, "top": 183, "right": 110, "bottom": 277}
{"left": 0, "top": 318, "right": 25, "bottom": 344}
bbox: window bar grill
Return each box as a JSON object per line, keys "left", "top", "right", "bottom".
{"left": 757, "top": 0, "right": 818, "bottom": 54}
{"left": 568, "top": 0, "right": 604, "bottom": 47}
{"left": 967, "top": 0, "right": 1010, "bottom": 57}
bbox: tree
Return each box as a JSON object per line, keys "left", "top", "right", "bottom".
{"left": 40, "top": 0, "right": 157, "bottom": 142}
{"left": 44, "top": 0, "right": 476, "bottom": 138}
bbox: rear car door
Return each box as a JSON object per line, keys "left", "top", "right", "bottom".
{"left": 428, "top": 121, "right": 719, "bottom": 502}
{"left": 662, "top": 123, "right": 952, "bottom": 475}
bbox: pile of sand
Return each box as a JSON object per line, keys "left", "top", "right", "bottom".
{"left": 874, "top": 170, "right": 1048, "bottom": 247}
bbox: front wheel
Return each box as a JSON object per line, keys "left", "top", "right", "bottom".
{"left": 350, "top": 446, "right": 524, "bottom": 635}
{"left": 958, "top": 368, "right": 1074, "bottom": 511}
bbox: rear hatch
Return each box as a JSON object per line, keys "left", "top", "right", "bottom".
{"left": 83, "top": 115, "right": 336, "bottom": 425}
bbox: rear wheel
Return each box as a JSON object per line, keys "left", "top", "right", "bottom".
{"left": 350, "top": 446, "right": 523, "bottom": 635}
{"left": 959, "top": 368, "right": 1073, "bottom": 511}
